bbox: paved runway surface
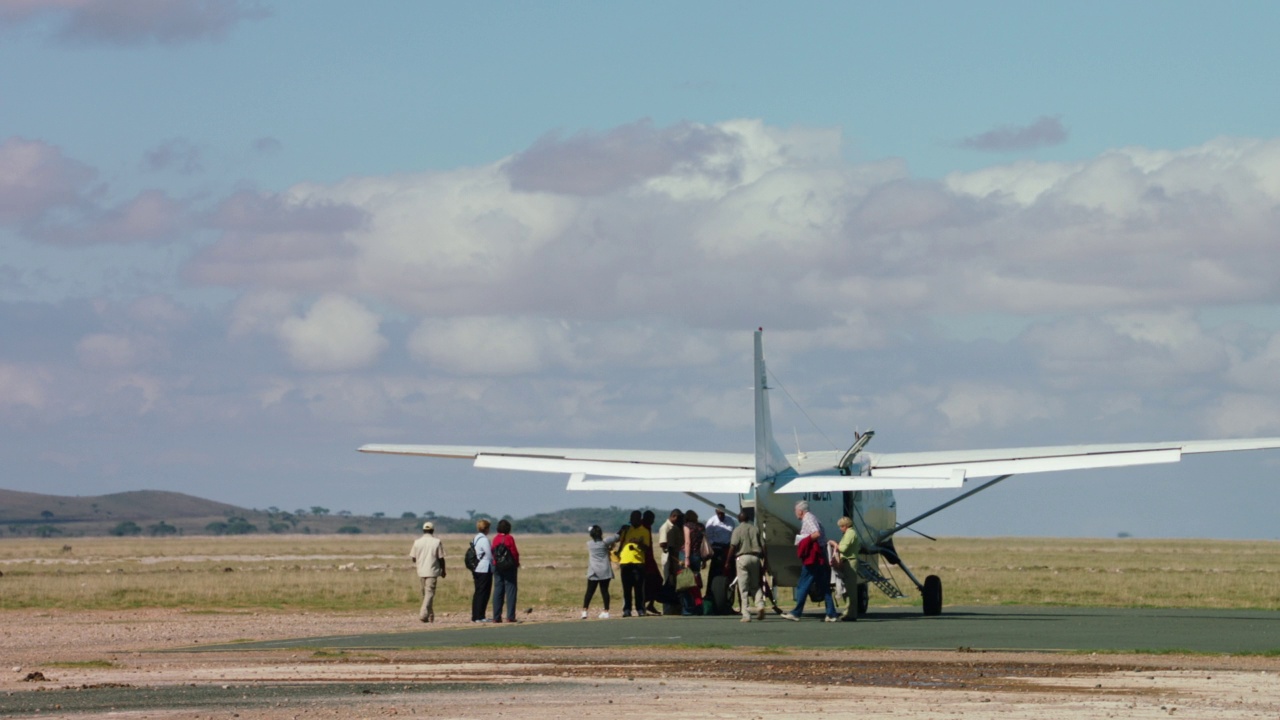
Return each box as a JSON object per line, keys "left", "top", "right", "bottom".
{"left": 210, "top": 606, "right": 1280, "bottom": 654}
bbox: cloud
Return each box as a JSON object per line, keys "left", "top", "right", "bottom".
{"left": 250, "top": 136, "right": 282, "bottom": 156}
{"left": 0, "top": 363, "right": 52, "bottom": 412}
{"left": 0, "top": 137, "right": 96, "bottom": 224}
{"left": 0, "top": 137, "right": 193, "bottom": 245}
{"left": 504, "top": 119, "right": 739, "bottom": 196}
{"left": 277, "top": 294, "right": 388, "bottom": 372}
{"left": 408, "top": 317, "right": 569, "bottom": 376}
{"left": 958, "top": 115, "right": 1068, "bottom": 152}
{"left": 142, "top": 138, "right": 203, "bottom": 175}
{"left": 32, "top": 189, "right": 189, "bottom": 244}
{"left": 126, "top": 294, "right": 190, "bottom": 329}
{"left": 186, "top": 190, "right": 367, "bottom": 289}
{"left": 180, "top": 122, "right": 1280, "bottom": 385}
{"left": 1021, "top": 312, "right": 1230, "bottom": 393}
{"left": 76, "top": 332, "right": 167, "bottom": 369}
{"left": 228, "top": 290, "right": 295, "bottom": 339}
{"left": 937, "top": 383, "right": 1061, "bottom": 431}
{"left": 0, "top": 0, "right": 271, "bottom": 46}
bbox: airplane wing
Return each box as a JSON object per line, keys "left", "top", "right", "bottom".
{"left": 358, "top": 444, "right": 756, "bottom": 493}
{"left": 772, "top": 437, "right": 1280, "bottom": 494}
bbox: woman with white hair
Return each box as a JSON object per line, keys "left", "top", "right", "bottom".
{"left": 829, "top": 516, "right": 861, "bottom": 621}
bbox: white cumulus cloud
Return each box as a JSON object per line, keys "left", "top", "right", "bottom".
{"left": 278, "top": 294, "right": 388, "bottom": 372}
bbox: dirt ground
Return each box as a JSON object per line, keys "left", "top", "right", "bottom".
{"left": 3, "top": 608, "right": 1280, "bottom": 719}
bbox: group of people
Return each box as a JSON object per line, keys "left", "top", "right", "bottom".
{"left": 408, "top": 499, "right": 861, "bottom": 625}
{"left": 408, "top": 518, "right": 522, "bottom": 624}
{"left": 584, "top": 503, "right": 746, "bottom": 619}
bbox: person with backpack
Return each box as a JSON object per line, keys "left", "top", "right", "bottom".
{"left": 490, "top": 518, "right": 521, "bottom": 623}
{"left": 468, "top": 519, "right": 493, "bottom": 623}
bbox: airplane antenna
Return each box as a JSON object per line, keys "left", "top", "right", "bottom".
{"left": 793, "top": 427, "right": 806, "bottom": 461}
{"left": 766, "top": 367, "right": 840, "bottom": 452}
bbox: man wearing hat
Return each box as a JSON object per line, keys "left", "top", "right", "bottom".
{"left": 410, "top": 521, "right": 446, "bottom": 622}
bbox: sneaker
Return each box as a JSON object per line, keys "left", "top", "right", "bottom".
{"left": 622, "top": 611, "right": 632, "bottom": 618}
{"left": 493, "top": 618, "right": 502, "bottom": 624}
{"left": 780, "top": 612, "right": 800, "bottom": 622}
{"left": 824, "top": 616, "right": 840, "bottom": 622}
{"left": 637, "top": 610, "right": 646, "bottom": 617}
{"left": 756, "top": 608, "right": 767, "bottom": 621}
{"left": 740, "top": 616, "right": 752, "bottom": 623}
{"left": 599, "top": 611, "right": 610, "bottom": 619}
{"left": 580, "top": 610, "right": 588, "bottom": 620}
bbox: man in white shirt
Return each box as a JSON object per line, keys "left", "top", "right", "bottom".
{"left": 704, "top": 503, "right": 737, "bottom": 582}
{"left": 410, "top": 521, "right": 446, "bottom": 622}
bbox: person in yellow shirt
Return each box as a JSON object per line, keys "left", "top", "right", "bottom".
{"left": 616, "top": 510, "right": 651, "bottom": 617}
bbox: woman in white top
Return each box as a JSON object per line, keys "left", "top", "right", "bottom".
{"left": 582, "top": 525, "right": 619, "bottom": 619}
{"left": 470, "top": 519, "right": 493, "bottom": 623}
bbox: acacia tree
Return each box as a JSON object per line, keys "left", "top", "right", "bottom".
{"left": 148, "top": 521, "right": 177, "bottom": 536}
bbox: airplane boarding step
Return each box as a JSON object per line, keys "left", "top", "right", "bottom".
{"left": 858, "top": 562, "right": 905, "bottom": 598}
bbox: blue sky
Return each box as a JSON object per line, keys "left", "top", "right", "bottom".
{"left": 3, "top": 1, "right": 1280, "bottom": 538}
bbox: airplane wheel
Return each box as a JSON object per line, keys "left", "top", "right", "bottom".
{"left": 856, "top": 583, "right": 869, "bottom": 616}
{"left": 922, "top": 575, "right": 943, "bottom": 616}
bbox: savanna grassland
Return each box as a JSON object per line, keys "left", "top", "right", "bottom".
{"left": 1, "top": 534, "right": 1276, "bottom": 613}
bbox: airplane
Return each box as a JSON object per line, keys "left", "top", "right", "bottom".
{"left": 360, "top": 328, "right": 1280, "bottom": 617}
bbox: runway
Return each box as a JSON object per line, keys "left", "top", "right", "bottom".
{"left": 210, "top": 606, "right": 1280, "bottom": 654}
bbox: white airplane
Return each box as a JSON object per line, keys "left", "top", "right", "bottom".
{"left": 360, "top": 329, "right": 1280, "bottom": 617}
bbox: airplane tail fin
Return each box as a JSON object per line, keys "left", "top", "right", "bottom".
{"left": 754, "top": 329, "right": 792, "bottom": 483}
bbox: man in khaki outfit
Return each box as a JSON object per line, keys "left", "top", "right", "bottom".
{"left": 410, "top": 521, "right": 446, "bottom": 622}
{"left": 727, "top": 510, "right": 768, "bottom": 622}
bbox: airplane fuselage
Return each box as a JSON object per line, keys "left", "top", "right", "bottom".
{"left": 746, "top": 455, "right": 896, "bottom": 587}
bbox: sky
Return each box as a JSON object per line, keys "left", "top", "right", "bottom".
{"left": 3, "top": 1, "right": 1280, "bottom": 538}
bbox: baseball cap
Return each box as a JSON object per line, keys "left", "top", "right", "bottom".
{"left": 422, "top": 521, "right": 434, "bottom": 531}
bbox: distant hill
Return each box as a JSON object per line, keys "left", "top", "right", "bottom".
{"left": 0, "top": 488, "right": 659, "bottom": 538}
{"left": 0, "top": 488, "right": 243, "bottom": 523}
{"left": 425, "top": 506, "right": 657, "bottom": 534}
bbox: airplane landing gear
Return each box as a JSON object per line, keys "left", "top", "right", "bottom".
{"left": 922, "top": 574, "right": 943, "bottom": 616}
{"left": 888, "top": 555, "right": 944, "bottom": 616}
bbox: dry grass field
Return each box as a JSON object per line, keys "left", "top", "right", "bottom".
{"left": 1, "top": 533, "right": 1277, "bottom": 613}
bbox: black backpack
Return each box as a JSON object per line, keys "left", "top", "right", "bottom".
{"left": 464, "top": 539, "right": 480, "bottom": 571}
{"left": 492, "top": 541, "right": 516, "bottom": 572}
